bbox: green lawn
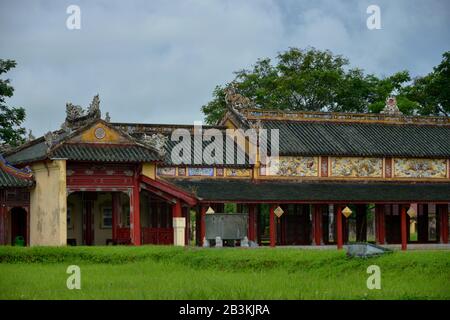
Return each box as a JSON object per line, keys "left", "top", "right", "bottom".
{"left": 0, "top": 246, "right": 449, "bottom": 300}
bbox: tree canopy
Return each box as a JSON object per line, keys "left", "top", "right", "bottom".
{"left": 0, "top": 59, "right": 26, "bottom": 148}
{"left": 202, "top": 47, "right": 450, "bottom": 124}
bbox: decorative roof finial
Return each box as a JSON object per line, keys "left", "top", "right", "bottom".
{"left": 381, "top": 96, "right": 403, "bottom": 116}
{"left": 27, "top": 130, "right": 35, "bottom": 142}
{"left": 64, "top": 94, "right": 102, "bottom": 129}
{"left": 224, "top": 83, "right": 255, "bottom": 110}
{"left": 44, "top": 131, "right": 58, "bottom": 150}
{"left": 105, "top": 112, "right": 111, "bottom": 123}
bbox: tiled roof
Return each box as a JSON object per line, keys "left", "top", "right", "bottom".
{"left": 262, "top": 120, "right": 450, "bottom": 158}
{"left": 170, "top": 179, "right": 450, "bottom": 202}
{"left": 120, "top": 124, "right": 250, "bottom": 167}
{"left": 50, "top": 143, "right": 161, "bottom": 162}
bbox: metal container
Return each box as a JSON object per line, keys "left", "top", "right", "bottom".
{"left": 205, "top": 213, "right": 248, "bottom": 240}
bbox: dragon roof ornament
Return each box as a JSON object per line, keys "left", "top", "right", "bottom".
{"left": 64, "top": 94, "right": 102, "bottom": 129}
{"left": 141, "top": 133, "right": 168, "bottom": 157}
{"left": 224, "top": 83, "right": 256, "bottom": 111}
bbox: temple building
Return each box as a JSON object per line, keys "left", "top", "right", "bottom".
{"left": 0, "top": 94, "right": 449, "bottom": 249}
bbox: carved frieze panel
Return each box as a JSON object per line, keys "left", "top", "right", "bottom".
{"left": 225, "top": 168, "right": 251, "bottom": 177}
{"left": 393, "top": 158, "right": 447, "bottom": 179}
{"left": 330, "top": 157, "right": 383, "bottom": 178}
{"left": 267, "top": 156, "right": 318, "bottom": 177}
{"left": 157, "top": 167, "right": 176, "bottom": 176}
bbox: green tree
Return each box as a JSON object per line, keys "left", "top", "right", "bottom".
{"left": 201, "top": 47, "right": 421, "bottom": 124}
{"left": 0, "top": 59, "right": 26, "bottom": 148}
{"left": 402, "top": 51, "right": 450, "bottom": 116}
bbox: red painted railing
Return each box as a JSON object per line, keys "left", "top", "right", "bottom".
{"left": 141, "top": 227, "right": 173, "bottom": 245}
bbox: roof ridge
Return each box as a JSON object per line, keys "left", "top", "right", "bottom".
{"left": 238, "top": 108, "right": 450, "bottom": 126}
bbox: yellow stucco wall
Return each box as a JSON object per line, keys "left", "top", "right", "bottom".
{"left": 142, "top": 163, "right": 156, "bottom": 179}
{"left": 67, "top": 193, "right": 83, "bottom": 244}
{"left": 30, "top": 160, "right": 67, "bottom": 246}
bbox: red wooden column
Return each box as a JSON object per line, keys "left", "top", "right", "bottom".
{"left": 375, "top": 204, "right": 385, "bottom": 245}
{"left": 439, "top": 205, "right": 449, "bottom": 244}
{"left": 130, "top": 179, "right": 141, "bottom": 246}
{"left": 269, "top": 205, "right": 276, "bottom": 247}
{"left": 248, "top": 204, "right": 256, "bottom": 241}
{"left": 0, "top": 203, "right": 5, "bottom": 245}
{"left": 183, "top": 207, "right": 190, "bottom": 246}
{"left": 172, "top": 200, "right": 182, "bottom": 217}
{"left": 336, "top": 205, "right": 343, "bottom": 249}
{"left": 401, "top": 206, "right": 407, "bottom": 250}
{"left": 312, "top": 205, "right": 322, "bottom": 246}
{"left": 200, "top": 205, "right": 207, "bottom": 245}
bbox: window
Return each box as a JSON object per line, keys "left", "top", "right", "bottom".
{"left": 67, "top": 206, "right": 73, "bottom": 229}
{"left": 101, "top": 207, "right": 112, "bottom": 228}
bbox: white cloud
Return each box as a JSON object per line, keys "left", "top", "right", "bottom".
{"left": 0, "top": 0, "right": 449, "bottom": 136}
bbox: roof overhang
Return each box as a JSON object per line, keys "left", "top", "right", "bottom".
{"left": 169, "top": 179, "right": 450, "bottom": 204}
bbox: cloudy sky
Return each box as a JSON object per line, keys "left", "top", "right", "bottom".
{"left": 1, "top": 0, "right": 449, "bottom": 136}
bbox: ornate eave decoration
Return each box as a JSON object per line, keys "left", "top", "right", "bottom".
{"left": 0, "top": 154, "right": 33, "bottom": 179}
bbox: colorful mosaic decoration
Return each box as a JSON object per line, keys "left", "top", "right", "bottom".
{"left": 157, "top": 166, "right": 176, "bottom": 176}
{"left": 330, "top": 157, "right": 383, "bottom": 178}
{"left": 267, "top": 156, "right": 318, "bottom": 177}
{"left": 187, "top": 167, "right": 214, "bottom": 176}
{"left": 225, "top": 168, "right": 251, "bottom": 177}
{"left": 394, "top": 158, "right": 447, "bottom": 178}
{"left": 216, "top": 168, "right": 224, "bottom": 176}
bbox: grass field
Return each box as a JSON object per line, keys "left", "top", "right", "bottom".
{"left": 0, "top": 246, "right": 449, "bottom": 300}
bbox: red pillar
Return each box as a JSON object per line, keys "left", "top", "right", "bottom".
{"left": 248, "top": 204, "right": 256, "bottom": 241}
{"left": 200, "top": 205, "right": 207, "bottom": 245}
{"left": 401, "top": 206, "right": 407, "bottom": 250}
{"left": 313, "top": 205, "right": 322, "bottom": 245}
{"left": 172, "top": 200, "right": 182, "bottom": 217}
{"left": 336, "top": 205, "right": 343, "bottom": 249}
{"left": 0, "top": 204, "right": 5, "bottom": 245}
{"left": 375, "top": 204, "right": 385, "bottom": 245}
{"left": 270, "top": 205, "right": 276, "bottom": 247}
{"left": 439, "top": 205, "right": 449, "bottom": 244}
{"left": 183, "top": 207, "right": 190, "bottom": 246}
{"left": 131, "top": 179, "right": 141, "bottom": 246}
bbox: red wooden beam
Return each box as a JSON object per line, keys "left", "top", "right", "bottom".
{"left": 270, "top": 205, "right": 276, "bottom": 247}
{"left": 401, "top": 206, "right": 407, "bottom": 251}
{"left": 140, "top": 175, "right": 197, "bottom": 206}
{"left": 140, "top": 183, "right": 176, "bottom": 204}
{"left": 336, "top": 205, "right": 343, "bottom": 249}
